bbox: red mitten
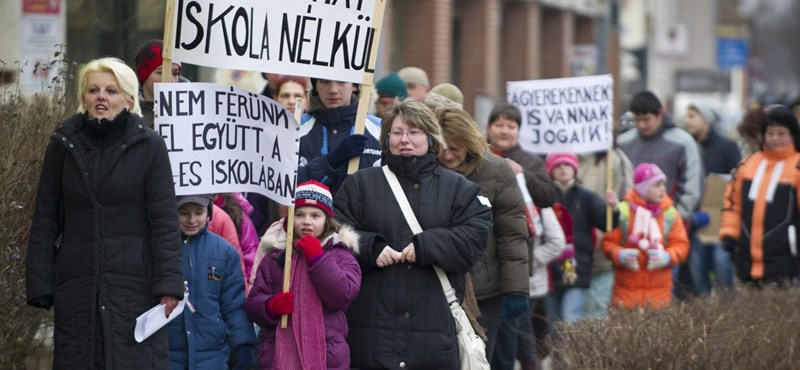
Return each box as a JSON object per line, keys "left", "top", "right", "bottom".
{"left": 297, "top": 235, "right": 324, "bottom": 260}
{"left": 267, "top": 292, "right": 294, "bottom": 316}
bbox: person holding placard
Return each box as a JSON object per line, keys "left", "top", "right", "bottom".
{"left": 684, "top": 102, "right": 740, "bottom": 295}
{"left": 485, "top": 103, "right": 558, "bottom": 209}
{"left": 168, "top": 194, "right": 257, "bottom": 370}
{"left": 134, "top": 39, "right": 184, "bottom": 128}
{"left": 334, "top": 100, "right": 492, "bottom": 369}
{"left": 297, "top": 78, "right": 382, "bottom": 196}
{"left": 26, "top": 57, "right": 183, "bottom": 369}
{"left": 246, "top": 180, "right": 361, "bottom": 370}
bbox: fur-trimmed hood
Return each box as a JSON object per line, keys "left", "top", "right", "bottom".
{"left": 249, "top": 219, "right": 360, "bottom": 284}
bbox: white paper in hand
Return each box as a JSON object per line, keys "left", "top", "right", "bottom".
{"left": 134, "top": 292, "right": 187, "bottom": 343}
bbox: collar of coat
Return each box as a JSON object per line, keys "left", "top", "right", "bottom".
{"left": 54, "top": 111, "right": 149, "bottom": 149}
{"left": 383, "top": 152, "right": 439, "bottom": 183}
{"left": 259, "top": 221, "right": 361, "bottom": 257}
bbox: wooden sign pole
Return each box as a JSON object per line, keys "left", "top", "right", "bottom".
{"left": 347, "top": 0, "right": 388, "bottom": 175}
{"left": 160, "top": 0, "right": 177, "bottom": 84}
{"left": 280, "top": 98, "right": 304, "bottom": 329}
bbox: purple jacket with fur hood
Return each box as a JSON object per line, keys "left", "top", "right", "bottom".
{"left": 245, "top": 220, "right": 361, "bottom": 370}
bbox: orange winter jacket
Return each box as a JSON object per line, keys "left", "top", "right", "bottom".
{"left": 602, "top": 191, "right": 689, "bottom": 310}
{"left": 719, "top": 146, "right": 800, "bottom": 283}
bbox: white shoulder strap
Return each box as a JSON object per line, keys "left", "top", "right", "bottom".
{"left": 382, "top": 165, "right": 458, "bottom": 304}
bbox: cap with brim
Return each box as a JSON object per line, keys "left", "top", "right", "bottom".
{"left": 176, "top": 194, "right": 212, "bottom": 209}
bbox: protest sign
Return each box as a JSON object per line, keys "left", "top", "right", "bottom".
{"left": 506, "top": 75, "right": 613, "bottom": 154}
{"left": 155, "top": 82, "right": 300, "bottom": 206}
{"left": 170, "top": 0, "right": 378, "bottom": 84}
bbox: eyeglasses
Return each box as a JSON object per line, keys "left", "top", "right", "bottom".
{"left": 389, "top": 129, "right": 426, "bottom": 138}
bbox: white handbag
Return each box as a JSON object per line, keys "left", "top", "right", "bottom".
{"left": 382, "top": 166, "right": 491, "bottom": 370}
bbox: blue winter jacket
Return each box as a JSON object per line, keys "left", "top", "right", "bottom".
{"left": 168, "top": 226, "right": 257, "bottom": 370}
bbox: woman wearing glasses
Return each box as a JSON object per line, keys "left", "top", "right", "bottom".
{"left": 334, "top": 99, "right": 493, "bottom": 369}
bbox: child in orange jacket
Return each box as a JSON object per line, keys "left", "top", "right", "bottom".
{"left": 602, "top": 163, "right": 690, "bottom": 310}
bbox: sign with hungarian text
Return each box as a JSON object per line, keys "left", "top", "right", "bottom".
{"left": 171, "top": 0, "right": 378, "bottom": 84}
{"left": 155, "top": 82, "right": 300, "bottom": 205}
{"left": 506, "top": 75, "right": 613, "bottom": 154}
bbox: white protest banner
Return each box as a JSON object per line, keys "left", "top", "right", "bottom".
{"left": 155, "top": 82, "right": 300, "bottom": 206}
{"left": 506, "top": 75, "right": 614, "bottom": 154}
{"left": 170, "top": 0, "right": 378, "bottom": 84}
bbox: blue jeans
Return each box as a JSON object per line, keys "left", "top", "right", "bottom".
{"left": 689, "top": 232, "right": 733, "bottom": 295}
{"left": 583, "top": 270, "right": 613, "bottom": 319}
{"left": 554, "top": 287, "right": 586, "bottom": 324}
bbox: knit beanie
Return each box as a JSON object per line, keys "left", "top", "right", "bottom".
{"left": 294, "top": 180, "right": 333, "bottom": 218}
{"left": 398, "top": 66, "right": 430, "bottom": 87}
{"left": 545, "top": 153, "right": 579, "bottom": 177}
{"left": 688, "top": 102, "right": 719, "bottom": 126}
{"left": 376, "top": 72, "right": 408, "bottom": 99}
{"left": 134, "top": 39, "right": 181, "bottom": 84}
{"left": 431, "top": 83, "right": 464, "bottom": 104}
{"left": 633, "top": 163, "right": 667, "bottom": 198}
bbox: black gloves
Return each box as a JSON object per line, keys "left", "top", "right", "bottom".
{"left": 721, "top": 237, "right": 737, "bottom": 253}
{"left": 327, "top": 134, "right": 369, "bottom": 169}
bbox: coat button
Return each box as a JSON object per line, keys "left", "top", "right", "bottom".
{"left": 413, "top": 183, "right": 419, "bottom": 189}
{"left": 187, "top": 330, "right": 191, "bottom": 335}
{"left": 101, "top": 306, "right": 105, "bottom": 310}
{"left": 61, "top": 137, "right": 66, "bottom": 141}
{"left": 332, "top": 129, "right": 338, "bottom": 134}
{"left": 122, "top": 144, "right": 127, "bottom": 149}
{"left": 407, "top": 265, "right": 412, "bottom": 271}
{"left": 404, "top": 312, "right": 410, "bottom": 319}
{"left": 138, "top": 124, "right": 143, "bottom": 129}
{"left": 399, "top": 362, "right": 406, "bottom": 368}
{"left": 69, "top": 144, "right": 74, "bottom": 148}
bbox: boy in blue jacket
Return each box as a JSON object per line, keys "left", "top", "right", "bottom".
{"left": 168, "top": 194, "right": 257, "bottom": 370}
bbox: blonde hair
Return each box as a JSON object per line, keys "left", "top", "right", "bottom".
{"left": 380, "top": 98, "right": 447, "bottom": 155}
{"left": 77, "top": 57, "right": 141, "bottom": 116}
{"left": 437, "top": 108, "right": 489, "bottom": 176}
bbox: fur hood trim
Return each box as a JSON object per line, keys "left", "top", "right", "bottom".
{"left": 257, "top": 220, "right": 360, "bottom": 258}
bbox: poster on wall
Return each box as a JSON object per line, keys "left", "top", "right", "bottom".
{"left": 19, "top": 0, "right": 65, "bottom": 94}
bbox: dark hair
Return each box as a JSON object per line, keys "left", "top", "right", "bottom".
{"left": 488, "top": 102, "right": 522, "bottom": 126}
{"left": 762, "top": 104, "right": 800, "bottom": 151}
{"left": 629, "top": 90, "right": 663, "bottom": 115}
{"left": 738, "top": 104, "right": 766, "bottom": 141}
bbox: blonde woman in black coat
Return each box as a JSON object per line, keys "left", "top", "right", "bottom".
{"left": 26, "top": 57, "right": 183, "bottom": 370}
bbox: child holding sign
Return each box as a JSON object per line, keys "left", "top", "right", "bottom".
{"left": 246, "top": 180, "right": 361, "bottom": 370}
{"left": 545, "top": 153, "right": 619, "bottom": 323}
{"left": 602, "top": 163, "right": 689, "bottom": 310}
{"left": 168, "top": 194, "right": 256, "bottom": 370}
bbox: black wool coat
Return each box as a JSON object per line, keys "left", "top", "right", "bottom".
{"left": 26, "top": 112, "right": 183, "bottom": 370}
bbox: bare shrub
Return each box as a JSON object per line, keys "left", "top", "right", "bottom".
{"left": 0, "top": 56, "right": 75, "bottom": 369}
{"left": 551, "top": 287, "right": 800, "bottom": 369}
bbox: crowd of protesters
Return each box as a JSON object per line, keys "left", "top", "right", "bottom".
{"left": 24, "top": 38, "right": 800, "bottom": 370}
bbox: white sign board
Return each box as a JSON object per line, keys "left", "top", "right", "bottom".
{"left": 506, "top": 75, "right": 613, "bottom": 154}
{"left": 155, "top": 82, "right": 300, "bottom": 205}
{"left": 171, "top": 0, "right": 378, "bottom": 84}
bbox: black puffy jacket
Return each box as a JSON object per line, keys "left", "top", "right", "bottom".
{"left": 26, "top": 112, "right": 183, "bottom": 370}
{"left": 334, "top": 153, "right": 492, "bottom": 370}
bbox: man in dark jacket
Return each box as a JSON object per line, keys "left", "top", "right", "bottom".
{"left": 685, "top": 102, "right": 740, "bottom": 295}
{"left": 298, "top": 78, "right": 382, "bottom": 196}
